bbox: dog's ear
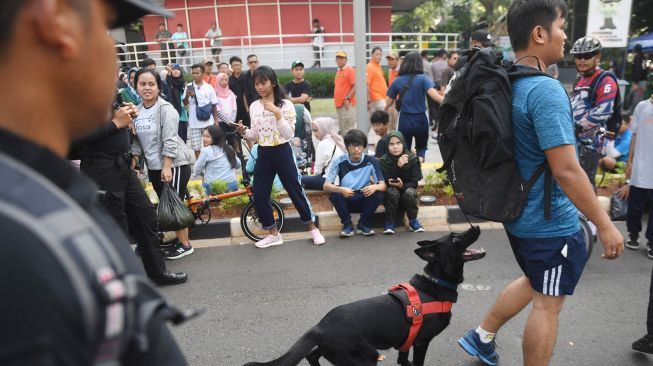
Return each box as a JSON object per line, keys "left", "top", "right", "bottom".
{"left": 415, "top": 244, "right": 440, "bottom": 262}
{"left": 416, "top": 239, "right": 437, "bottom": 247}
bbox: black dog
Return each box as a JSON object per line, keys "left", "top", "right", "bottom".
{"left": 243, "top": 226, "right": 485, "bottom": 366}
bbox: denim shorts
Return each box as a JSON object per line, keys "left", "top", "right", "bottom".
{"left": 507, "top": 229, "right": 588, "bottom": 296}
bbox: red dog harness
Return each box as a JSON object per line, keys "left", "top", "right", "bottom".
{"left": 388, "top": 282, "right": 453, "bottom": 352}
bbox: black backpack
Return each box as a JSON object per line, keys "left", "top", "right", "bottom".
{"left": 437, "top": 48, "right": 552, "bottom": 223}
{"left": 585, "top": 70, "right": 622, "bottom": 136}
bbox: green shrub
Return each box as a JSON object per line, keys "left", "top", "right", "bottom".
{"left": 222, "top": 194, "right": 249, "bottom": 210}
{"left": 423, "top": 169, "right": 453, "bottom": 197}
{"left": 209, "top": 180, "right": 230, "bottom": 195}
{"left": 278, "top": 71, "right": 335, "bottom": 98}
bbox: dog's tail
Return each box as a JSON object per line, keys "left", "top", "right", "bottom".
{"left": 243, "top": 328, "right": 319, "bottom": 366}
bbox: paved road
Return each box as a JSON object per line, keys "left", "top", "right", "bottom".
{"left": 160, "top": 222, "right": 652, "bottom": 366}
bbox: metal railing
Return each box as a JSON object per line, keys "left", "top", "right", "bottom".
{"left": 115, "top": 32, "right": 459, "bottom": 70}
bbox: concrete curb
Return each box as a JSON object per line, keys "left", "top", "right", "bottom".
{"left": 188, "top": 204, "right": 488, "bottom": 241}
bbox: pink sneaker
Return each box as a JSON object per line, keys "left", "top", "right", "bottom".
{"left": 255, "top": 234, "right": 284, "bottom": 248}
{"left": 310, "top": 228, "right": 326, "bottom": 245}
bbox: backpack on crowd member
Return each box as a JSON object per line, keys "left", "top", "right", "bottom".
{"left": 437, "top": 47, "right": 552, "bottom": 223}
{"left": 0, "top": 152, "right": 199, "bottom": 364}
{"left": 584, "top": 70, "right": 622, "bottom": 136}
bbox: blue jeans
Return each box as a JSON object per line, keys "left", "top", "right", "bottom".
{"left": 329, "top": 191, "right": 383, "bottom": 227}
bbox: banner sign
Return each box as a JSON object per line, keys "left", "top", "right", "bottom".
{"left": 586, "top": 0, "right": 633, "bottom": 48}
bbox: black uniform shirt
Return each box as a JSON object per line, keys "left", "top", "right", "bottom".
{"left": 284, "top": 79, "right": 312, "bottom": 111}
{"left": 0, "top": 128, "right": 186, "bottom": 366}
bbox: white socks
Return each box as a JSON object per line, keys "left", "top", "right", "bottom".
{"left": 476, "top": 326, "right": 496, "bottom": 344}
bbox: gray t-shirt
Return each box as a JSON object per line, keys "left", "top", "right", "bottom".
{"left": 630, "top": 99, "right": 653, "bottom": 189}
{"left": 205, "top": 27, "right": 222, "bottom": 48}
{"left": 155, "top": 30, "right": 172, "bottom": 50}
{"left": 430, "top": 59, "right": 449, "bottom": 86}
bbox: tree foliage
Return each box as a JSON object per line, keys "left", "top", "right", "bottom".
{"left": 630, "top": 0, "right": 652, "bottom": 36}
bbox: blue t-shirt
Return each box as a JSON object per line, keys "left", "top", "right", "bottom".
{"left": 387, "top": 74, "right": 434, "bottom": 114}
{"left": 614, "top": 128, "right": 632, "bottom": 162}
{"left": 504, "top": 72, "right": 580, "bottom": 238}
{"left": 325, "top": 154, "right": 384, "bottom": 190}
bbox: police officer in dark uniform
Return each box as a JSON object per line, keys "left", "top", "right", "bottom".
{"left": 71, "top": 102, "right": 188, "bottom": 286}
{"left": 0, "top": 0, "right": 190, "bottom": 364}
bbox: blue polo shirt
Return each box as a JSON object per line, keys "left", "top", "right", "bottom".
{"left": 325, "top": 154, "right": 384, "bottom": 190}
{"left": 504, "top": 71, "right": 580, "bottom": 238}
{"left": 387, "top": 74, "right": 434, "bottom": 114}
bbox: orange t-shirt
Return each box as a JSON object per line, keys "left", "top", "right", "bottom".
{"left": 203, "top": 74, "right": 217, "bottom": 90}
{"left": 366, "top": 62, "right": 388, "bottom": 101}
{"left": 334, "top": 65, "right": 357, "bottom": 108}
{"left": 388, "top": 68, "right": 399, "bottom": 87}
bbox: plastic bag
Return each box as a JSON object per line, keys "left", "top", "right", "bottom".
{"left": 609, "top": 192, "right": 628, "bottom": 221}
{"left": 157, "top": 184, "right": 194, "bottom": 231}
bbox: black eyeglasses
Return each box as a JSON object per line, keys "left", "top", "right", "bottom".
{"left": 574, "top": 52, "right": 597, "bottom": 60}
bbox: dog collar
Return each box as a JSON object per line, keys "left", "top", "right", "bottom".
{"left": 422, "top": 272, "right": 458, "bottom": 290}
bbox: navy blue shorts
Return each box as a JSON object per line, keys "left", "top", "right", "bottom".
{"left": 506, "top": 229, "right": 587, "bottom": 296}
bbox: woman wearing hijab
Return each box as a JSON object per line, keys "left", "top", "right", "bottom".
{"left": 166, "top": 64, "right": 189, "bottom": 142}
{"left": 379, "top": 131, "right": 424, "bottom": 234}
{"left": 215, "top": 72, "right": 238, "bottom": 150}
{"left": 118, "top": 67, "right": 141, "bottom": 105}
{"left": 301, "top": 117, "right": 346, "bottom": 190}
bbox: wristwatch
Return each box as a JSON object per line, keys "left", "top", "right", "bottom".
{"left": 345, "top": 96, "right": 350, "bottom": 100}
{"left": 625, "top": 179, "right": 630, "bottom": 185}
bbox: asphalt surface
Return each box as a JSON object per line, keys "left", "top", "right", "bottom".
{"left": 160, "top": 222, "right": 653, "bottom": 366}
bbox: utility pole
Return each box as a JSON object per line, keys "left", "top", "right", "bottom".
{"left": 353, "top": 0, "right": 369, "bottom": 134}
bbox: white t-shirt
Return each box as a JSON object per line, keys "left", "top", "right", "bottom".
{"left": 314, "top": 138, "right": 345, "bottom": 176}
{"left": 187, "top": 81, "right": 218, "bottom": 129}
{"left": 133, "top": 105, "right": 160, "bottom": 168}
{"left": 630, "top": 99, "right": 653, "bottom": 189}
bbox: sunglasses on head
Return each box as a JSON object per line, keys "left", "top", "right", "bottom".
{"left": 574, "top": 52, "right": 597, "bottom": 60}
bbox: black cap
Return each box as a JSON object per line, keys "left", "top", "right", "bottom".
{"left": 112, "top": 0, "right": 172, "bottom": 28}
{"left": 471, "top": 30, "right": 493, "bottom": 47}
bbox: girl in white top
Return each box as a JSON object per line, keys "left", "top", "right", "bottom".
{"left": 312, "top": 117, "right": 346, "bottom": 175}
{"left": 236, "top": 66, "right": 324, "bottom": 248}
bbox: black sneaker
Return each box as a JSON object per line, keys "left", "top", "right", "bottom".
{"left": 626, "top": 233, "right": 640, "bottom": 250}
{"left": 632, "top": 334, "right": 653, "bottom": 354}
{"left": 164, "top": 242, "right": 194, "bottom": 260}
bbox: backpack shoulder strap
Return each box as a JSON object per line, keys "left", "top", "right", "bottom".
{"left": 0, "top": 152, "right": 144, "bottom": 364}
{"left": 523, "top": 161, "right": 552, "bottom": 220}
{"left": 588, "top": 70, "right": 619, "bottom": 107}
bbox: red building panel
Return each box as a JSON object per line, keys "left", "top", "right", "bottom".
{"left": 279, "top": 4, "right": 312, "bottom": 44}
{"left": 166, "top": 0, "right": 186, "bottom": 9}
{"left": 188, "top": 8, "right": 217, "bottom": 49}
{"left": 370, "top": 7, "right": 391, "bottom": 42}
{"left": 248, "top": 5, "right": 280, "bottom": 45}
{"left": 310, "top": 4, "right": 341, "bottom": 43}
{"left": 217, "top": 6, "right": 249, "bottom": 47}
{"left": 187, "top": 0, "right": 214, "bottom": 6}
{"left": 340, "top": 3, "right": 353, "bottom": 43}
{"left": 143, "top": 15, "right": 166, "bottom": 50}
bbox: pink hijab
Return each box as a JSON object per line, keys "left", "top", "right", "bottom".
{"left": 313, "top": 117, "right": 346, "bottom": 152}
{"left": 215, "top": 73, "right": 232, "bottom": 98}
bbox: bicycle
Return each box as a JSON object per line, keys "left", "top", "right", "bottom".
{"left": 184, "top": 132, "right": 285, "bottom": 241}
{"left": 576, "top": 126, "right": 614, "bottom": 259}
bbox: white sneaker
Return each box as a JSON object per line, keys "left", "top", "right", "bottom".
{"left": 310, "top": 228, "right": 326, "bottom": 245}
{"left": 255, "top": 234, "right": 284, "bottom": 248}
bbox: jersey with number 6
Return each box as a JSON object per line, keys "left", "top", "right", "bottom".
{"left": 571, "top": 67, "right": 618, "bottom": 150}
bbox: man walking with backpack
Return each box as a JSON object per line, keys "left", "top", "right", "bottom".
{"left": 570, "top": 36, "right": 620, "bottom": 188}
{"left": 455, "top": 1, "right": 624, "bottom": 365}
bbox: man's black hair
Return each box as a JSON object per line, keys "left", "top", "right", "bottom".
{"left": 142, "top": 58, "right": 157, "bottom": 68}
{"left": 420, "top": 50, "right": 429, "bottom": 58}
{"left": 247, "top": 54, "right": 258, "bottom": 61}
{"left": 371, "top": 46, "right": 382, "bottom": 55}
{"left": 370, "top": 110, "right": 389, "bottom": 124}
{"left": 344, "top": 129, "right": 367, "bottom": 148}
{"left": 191, "top": 63, "right": 205, "bottom": 72}
{"left": 447, "top": 50, "right": 459, "bottom": 59}
{"left": 507, "top": 0, "right": 567, "bottom": 52}
{"left": 0, "top": 0, "right": 87, "bottom": 51}
{"left": 229, "top": 56, "right": 242, "bottom": 64}
{"left": 218, "top": 62, "right": 229, "bottom": 69}
{"left": 435, "top": 49, "right": 447, "bottom": 58}
{"left": 634, "top": 44, "right": 642, "bottom": 53}
{"left": 399, "top": 52, "right": 424, "bottom": 75}
{"left": 313, "top": 18, "right": 320, "bottom": 23}
{"left": 133, "top": 69, "right": 164, "bottom": 97}
{"left": 159, "top": 22, "right": 165, "bottom": 27}
{"left": 252, "top": 66, "right": 286, "bottom": 108}
{"left": 177, "top": 23, "right": 183, "bottom": 27}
